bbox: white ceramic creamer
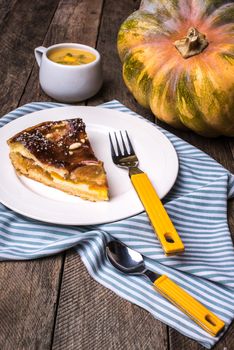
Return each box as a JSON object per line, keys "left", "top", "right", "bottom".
{"left": 34, "top": 43, "right": 103, "bottom": 102}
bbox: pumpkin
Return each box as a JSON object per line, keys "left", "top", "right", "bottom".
{"left": 117, "top": 0, "right": 234, "bottom": 137}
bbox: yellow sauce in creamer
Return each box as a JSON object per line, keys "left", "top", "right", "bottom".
{"left": 48, "top": 48, "right": 96, "bottom": 65}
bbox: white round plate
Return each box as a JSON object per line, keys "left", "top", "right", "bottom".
{"left": 0, "top": 106, "right": 178, "bottom": 225}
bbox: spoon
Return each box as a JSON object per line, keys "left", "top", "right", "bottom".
{"left": 106, "top": 240, "right": 225, "bottom": 337}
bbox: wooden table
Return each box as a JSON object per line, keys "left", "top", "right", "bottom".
{"left": 0, "top": 1, "right": 233, "bottom": 349}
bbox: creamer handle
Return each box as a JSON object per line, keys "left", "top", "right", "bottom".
{"left": 34, "top": 46, "right": 47, "bottom": 66}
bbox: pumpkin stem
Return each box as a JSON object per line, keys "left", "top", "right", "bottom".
{"left": 174, "top": 27, "right": 209, "bottom": 59}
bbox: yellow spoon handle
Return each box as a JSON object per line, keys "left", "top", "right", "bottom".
{"left": 154, "top": 275, "right": 225, "bottom": 336}
{"left": 131, "top": 172, "right": 184, "bottom": 255}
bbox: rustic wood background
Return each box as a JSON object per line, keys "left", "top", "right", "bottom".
{"left": 0, "top": 0, "right": 233, "bottom": 349}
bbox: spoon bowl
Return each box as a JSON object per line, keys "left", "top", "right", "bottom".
{"left": 106, "top": 240, "right": 146, "bottom": 275}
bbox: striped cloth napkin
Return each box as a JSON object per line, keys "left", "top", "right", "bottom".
{"left": 0, "top": 100, "right": 234, "bottom": 349}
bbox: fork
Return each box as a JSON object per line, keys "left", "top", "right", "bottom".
{"left": 109, "top": 131, "right": 184, "bottom": 255}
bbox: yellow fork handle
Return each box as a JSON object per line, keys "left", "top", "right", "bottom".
{"left": 131, "top": 172, "right": 184, "bottom": 255}
{"left": 154, "top": 275, "right": 225, "bottom": 336}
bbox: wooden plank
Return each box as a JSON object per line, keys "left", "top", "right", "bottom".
{"left": 0, "top": 0, "right": 60, "bottom": 116}
{"left": 0, "top": 0, "right": 18, "bottom": 25}
{"left": 0, "top": 255, "right": 63, "bottom": 350}
{"left": 20, "top": 0, "right": 105, "bottom": 105}
{"left": 52, "top": 252, "right": 168, "bottom": 350}
{"left": 229, "top": 140, "right": 234, "bottom": 160}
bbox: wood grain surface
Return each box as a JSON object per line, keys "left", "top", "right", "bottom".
{"left": 0, "top": 0, "right": 60, "bottom": 115}
{"left": 0, "top": 0, "right": 233, "bottom": 349}
{"left": 52, "top": 252, "right": 167, "bottom": 350}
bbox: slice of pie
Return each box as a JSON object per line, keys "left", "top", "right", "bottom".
{"left": 7, "top": 118, "right": 109, "bottom": 201}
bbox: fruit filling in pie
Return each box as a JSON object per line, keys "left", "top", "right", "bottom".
{"left": 7, "top": 118, "right": 109, "bottom": 201}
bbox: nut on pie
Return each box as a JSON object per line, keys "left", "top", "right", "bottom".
{"left": 7, "top": 118, "right": 109, "bottom": 201}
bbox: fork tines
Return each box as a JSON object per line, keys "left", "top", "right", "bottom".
{"left": 109, "top": 131, "right": 135, "bottom": 157}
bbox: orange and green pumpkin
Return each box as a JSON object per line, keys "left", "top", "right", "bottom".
{"left": 117, "top": 0, "right": 234, "bottom": 136}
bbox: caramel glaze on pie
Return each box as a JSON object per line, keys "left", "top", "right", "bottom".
{"left": 7, "top": 119, "right": 109, "bottom": 201}
{"left": 11, "top": 119, "right": 97, "bottom": 169}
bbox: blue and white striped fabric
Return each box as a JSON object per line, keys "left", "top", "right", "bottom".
{"left": 0, "top": 100, "right": 234, "bottom": 348}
